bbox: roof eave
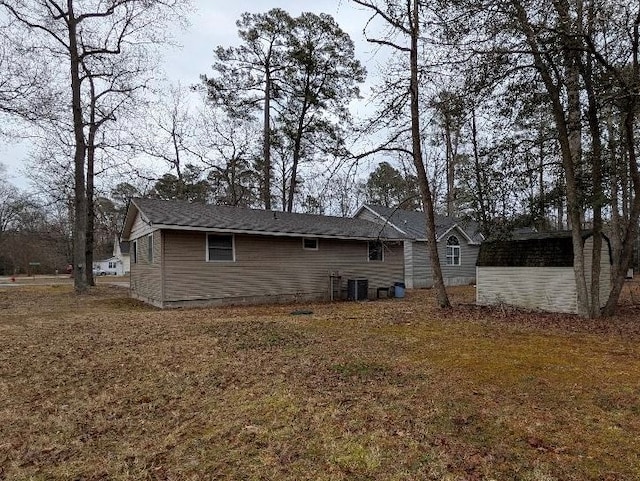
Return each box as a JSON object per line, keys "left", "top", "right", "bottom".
{"left": 151, "top": 223, "right": 406, "bottom": 242}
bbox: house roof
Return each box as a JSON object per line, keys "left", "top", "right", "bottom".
{"left": 357, "top": 205, "right": 484, "bottom": 244}
{"left": 122, "top": 198, "right": 407, "bottom": 241}
{"left": 476, "top": 231, "right": 611, "bottom": 267}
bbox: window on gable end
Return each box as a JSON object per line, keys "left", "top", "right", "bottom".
{"left": 446, "top": 235, "right": 460, "bottom": 266}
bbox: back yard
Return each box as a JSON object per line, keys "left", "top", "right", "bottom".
{"left": 1, "top": 285, "right": 639, "bottom": 480}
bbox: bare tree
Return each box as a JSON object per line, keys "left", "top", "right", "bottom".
{"left": 353, "top": 0, "right": 451, "bottom": 308}
{"left": 0, "top": 0, "right": 187, "bottom": 292}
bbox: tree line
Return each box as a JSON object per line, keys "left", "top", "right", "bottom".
{"left": 1, "top": 0, "right": 639, "bottom": 318}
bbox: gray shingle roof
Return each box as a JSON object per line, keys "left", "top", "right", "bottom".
{"left": 127, "top": 198, "right": 406, "bottom": 240}
{"left": 362, "top": 205, "right": 484, "bottom": 243}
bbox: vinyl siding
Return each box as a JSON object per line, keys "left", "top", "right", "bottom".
{"left": 440, "top": 239, "right": 479, "bottom": 286}
{"left": 161, "top": 230, "right": 404, "bottom": 304}
{"left": 408, "top": 234, "right": 478, "bottom": 288}
{"left": 408, "top": 241, "right": 432, "bottom": 288}
{"left": 476, "top": 236, "right": 612, "bottom": 314}
{"left": 130, "top": 212, "right": 153, "bottom": 239}
{"left": 476, "top": 267, "right": 578, "bottom": 313}
{"left": 130, "top": 230, "right": 163, "bottom": 305}
{"left": 355, "top": 208, "right": 382, "bottom": 224}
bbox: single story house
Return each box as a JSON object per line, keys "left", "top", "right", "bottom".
{"left": 354, "top": 205, "right": 484, "bottom": 288}
{"left": 93, "top": 237, "right": 131, "bottom": 276}
{"left": 121, "top": 198, "right": 407, "bottom": 308}
{"left": 476, "top": 231, "right": 612, "bottom": 314}
{"left": 92, "top": 257, "right": 119, "bottom": 276}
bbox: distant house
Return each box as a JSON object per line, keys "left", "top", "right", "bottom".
{"left": 93, "top": 257, "right": 119, "bottom": 276}
{"left": 121, "top": 198, "right": 406, "bottom": 308}
{"left": 476, "top": 231, "right": 612, "bottom": 314}
{"left": 354, "top": 205, "right": 484, "bottom": 288}
{"left": 113, "top": 237, "right": 130, "bottom": 274}
{"left": 92, "top": 237, "right": 130, "bottom": 276}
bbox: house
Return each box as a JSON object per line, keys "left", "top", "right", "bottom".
{"left": 113, "top": 237, "right": 131, "bottom": 274}
{"left": 121, "top": 198, "right": 407, "bottom": 308}
{"left": 476, "top": 231, "right": 612, "bottom": 314}
{"left": 92, "top": 257, "right": 119, "bottom": 276}
{"left": 354, "top": 205, "right": 484, "bottom": 288}
{"left": 92, "top": 238, "right": 130, "bottom": 276}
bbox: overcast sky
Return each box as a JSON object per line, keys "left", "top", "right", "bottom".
{"left": 1, "top": 0, "right": 386, "bottom": 189}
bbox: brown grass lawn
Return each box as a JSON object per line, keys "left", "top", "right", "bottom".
{"left": 1, "top": 285, "right": 640, "bottom": 480}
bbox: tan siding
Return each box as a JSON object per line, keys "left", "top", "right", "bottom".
{"left": 162, "top": 231, "right": 404, "bottom": 303}
{"left": 130, "top": 230, "right": 163, "bottom": 304}
{"left": 130, "top": 212, "right": 153, "bottom": 239}
{"left": 476, "top": 267, "right": 578, "bottom": 313}
{"left": 354, "top": 209, "right": 382, "bottom": 224}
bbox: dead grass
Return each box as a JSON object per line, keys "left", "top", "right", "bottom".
{"left": 1, "top": 285, "right": 640, "bottom": 480}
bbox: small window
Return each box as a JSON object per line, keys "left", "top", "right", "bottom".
{"left": 446, "top": 235, "right": 460, "bottom": 266}
{"left": 207, "top": 234, "right": 234, "bottom": 261}
{"left": 108, "top": 261, "right": 116, "bottom": 269}
{"left": 368, "top": 240, "right": 383, "bottom": 261}
{"left": 132, "top": 241, "right": 137, "bottom": 264}
{"left": 303, "top": 238, "right": 318, "bottom": 250}
{"left": 147, "top": 234, "right": 153, "bottom": 263}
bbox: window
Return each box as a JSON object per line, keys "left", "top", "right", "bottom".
{"left": 147, "top": 234, "right": 153, "bottom": 263}
{"left": 368, "top": 240, "right": 383, "bottom": 261}
{"left": 303, "top": 238, "right": 318, "bottom": 250}
{"left": 446, "top": 235, "right": 460, "bottom": 266}
{"left": 108, "top": 261, "right": 116, "bottom": 269}
{"left": 132, "top": 241, "right": 137, "bottom": 264}
{"left": 207, "top": 234, "right": 234, "bottom": 261}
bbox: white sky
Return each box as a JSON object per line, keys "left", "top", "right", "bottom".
{"left": 1, "top": 0, "right": 387, "bottom": 190}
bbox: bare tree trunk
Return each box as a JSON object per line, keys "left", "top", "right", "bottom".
{"left": 470, "top": 106, "right": 489, "bottom": 234}
{"left": 444, "top": 112, "right": 455, "bottom": 217}
{"left": 68, "top": 0, "right": 87, "bottom": 293}
{"left": 410, "top": 0, "right": 449, "bottom": 308}
{"left": 602, "top": 10, "right": 640, "bottom": 315}
{"left": 86, "top": 134, "right": 95, "bottom": 287}
{"left": 608, "top": 108, "right": 622, "bottom": 281}
{"left": 263, "top": 72, "right": 272, "bottom": 209}
{"left": 581, "top": 55, "right": 603, "bottom": 317}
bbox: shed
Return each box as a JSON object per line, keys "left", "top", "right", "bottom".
{"left": 476, "top": 231, "right": 612, "bottom": 314}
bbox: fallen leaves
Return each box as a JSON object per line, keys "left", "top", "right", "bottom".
{"left": 0, "top": 284, "right": 640, "bottom": 480}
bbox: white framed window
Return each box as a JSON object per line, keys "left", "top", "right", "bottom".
{"left": 108, "top": 261, "right": 116, "bottom": 269}
{"left": 446, "top": 235, "right": 461, "bottom": 266}
{"left": 368, "top": 240, "right": 383, "bottom": 261}
{"left": 147, "top": 234, "right": 154, "bottom": 263}
{"left": 207, "top": 234, "right": 235, "bottom": 261}
{"left": 303, "top": 238, "right": 318, "bottom": 250}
